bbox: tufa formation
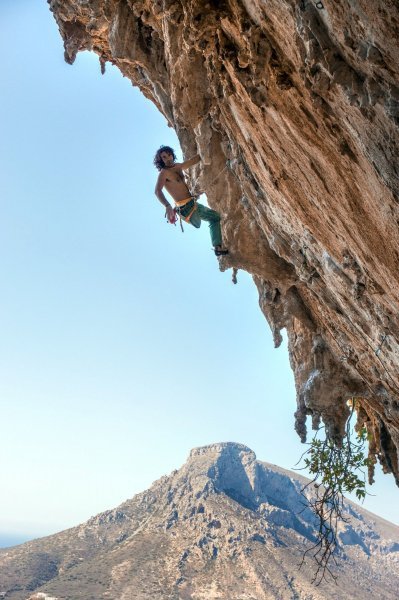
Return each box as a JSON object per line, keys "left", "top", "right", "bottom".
{"left": 47, "top": 1, "right": 399, "bottom": 482}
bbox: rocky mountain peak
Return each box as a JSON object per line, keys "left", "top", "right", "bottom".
{"left": 178, "top": 442, "right": 303, "bottom": 515}
{"left": 189, "top": 441, "right": 256, "bottom": 462}
{"left": 169, "top": 442, "right": 260, "bottom": 513}
{"left": 1, "top": 443, "right": 399, "bottom": 599}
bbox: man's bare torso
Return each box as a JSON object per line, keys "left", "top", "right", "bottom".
{"left": 163, "top": 166, "right": 191, "bottom": 202}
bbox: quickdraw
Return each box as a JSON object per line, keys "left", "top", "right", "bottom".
{"left": 165, "top": 208, "right": 178, "bottom": 226}
{"left": 300, "top": 0, "right": 324, "bottom": 10}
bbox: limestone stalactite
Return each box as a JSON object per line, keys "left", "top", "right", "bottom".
{"left": 48, "top": 0, "right": 399, "bottom": 484}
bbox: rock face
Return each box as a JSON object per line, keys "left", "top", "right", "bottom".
{"left": 1, "top": 443, "right": 399, "bottom": 599}
{"left": 47, "top": 1, "right": 399, "bottom": 480}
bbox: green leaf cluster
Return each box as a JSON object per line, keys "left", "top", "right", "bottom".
{"left": 303, "top": 428, "right": 370, "bottom": 501}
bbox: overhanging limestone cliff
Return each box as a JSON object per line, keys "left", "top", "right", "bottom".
{"left": 48, "top": 0, "right": 399, "bottom": 483}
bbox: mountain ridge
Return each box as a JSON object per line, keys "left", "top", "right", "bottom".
{"left": 1, "top": 442, "right": 398, "bottom": 599}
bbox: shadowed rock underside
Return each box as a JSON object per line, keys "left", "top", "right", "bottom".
{"left": 48, "top": 0, "right": 399, "bottom": 482}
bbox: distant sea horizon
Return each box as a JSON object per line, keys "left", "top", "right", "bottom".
{"left": 0, "top": 533, "right": 37, "bottom": 549}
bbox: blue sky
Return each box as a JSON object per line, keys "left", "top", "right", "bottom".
{"left": 0, "top": 1, "right": 397, "bottom": 544}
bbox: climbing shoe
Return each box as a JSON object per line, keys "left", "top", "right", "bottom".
{"left": 214, "top": 246, "right": 229, "bottom": 256}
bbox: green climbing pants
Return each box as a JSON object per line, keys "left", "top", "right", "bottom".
{"left": 180, "top": 200, "right": 222, "bottom": 247}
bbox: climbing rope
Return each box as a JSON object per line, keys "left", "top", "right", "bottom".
{"left": 327, "top": 310, "right": 395, "bottom": 391}
{"left": 191, "top": 160, "right": 231, "bottom": 196}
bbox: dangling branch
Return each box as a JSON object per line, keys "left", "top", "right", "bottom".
{"left": 295, "top": 402, "right": 372, "bottom": 585}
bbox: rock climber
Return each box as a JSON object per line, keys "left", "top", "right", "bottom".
{"left": 154, "top": 145, "right": 229, "bottom": 256}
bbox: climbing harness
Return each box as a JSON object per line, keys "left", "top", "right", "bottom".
{"left": 165, "top": 196, "right": 198, "bottom": 232}
{"left": 175, "top": 196, "right": 198, "bottom": 221}
{"left": 175, "top": 196, "right": 198, "bottom": 232}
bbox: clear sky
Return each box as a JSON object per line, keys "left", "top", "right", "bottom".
{"left": 0, "top": 1, "right": 397, "bottom": 545}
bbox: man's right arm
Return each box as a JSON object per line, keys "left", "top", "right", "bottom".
{"left": 155, "top": 171, "right": 174, "bottom": 220}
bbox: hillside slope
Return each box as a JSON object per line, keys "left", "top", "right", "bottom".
{"left": 1, "top": 443, "right": 398, "bottom": 599}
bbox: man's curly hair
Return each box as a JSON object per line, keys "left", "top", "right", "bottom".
{"left": 153, "top": 145, "right": 177, "bottom": 171}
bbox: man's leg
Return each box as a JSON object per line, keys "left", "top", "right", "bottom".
{"left": 192, "top": 203, "right": 223, "bottom": 248}
{"left": 189, "top": 209, "right": 202, "bottom": 229}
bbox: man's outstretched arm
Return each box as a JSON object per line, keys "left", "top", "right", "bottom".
{"left": 177, "top": 154, "right": 201, "bottom": 170}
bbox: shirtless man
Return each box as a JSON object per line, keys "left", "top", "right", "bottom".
{"left": 154, "top": 145, "right": 228, "bottom": 256}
